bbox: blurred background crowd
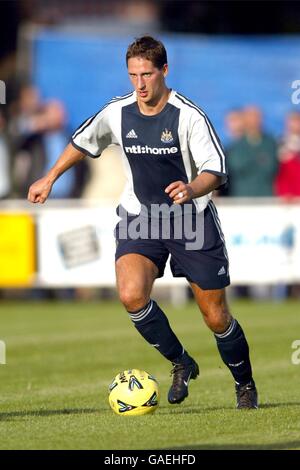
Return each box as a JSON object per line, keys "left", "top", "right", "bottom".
{"left": 1, "top": 0, "right": 300, "bottom": 202}
{"left": 0, "top": 84, "right": 89, "bottom": 200}
{"left": 1, "top": 0, "right": 300, "bottom": 301}
{"left": 221, "top": 107, "right": 300, "bottom": 198}
{"left": 1, "top": 91, "right": 300, "bottom": 201}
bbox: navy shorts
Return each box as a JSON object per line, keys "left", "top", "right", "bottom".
{"left": 115, "top": 200, "right": 230, "bottom": 290}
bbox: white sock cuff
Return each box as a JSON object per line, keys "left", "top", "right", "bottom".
{"left": 214, "top": 318, "right": 237, "bottom": 339}
{"left": 128, "top": 300, "right": 154, "bottom": 323}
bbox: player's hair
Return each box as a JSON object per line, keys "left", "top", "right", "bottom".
{"left": 126, "top": 36, "right": 167, "bottom": 70}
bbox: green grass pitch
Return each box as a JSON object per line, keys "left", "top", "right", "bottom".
{"left": 0, "top": 298, "right": 300, "bottom": 450}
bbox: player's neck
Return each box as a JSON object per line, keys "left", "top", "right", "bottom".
{"left": 137, "top": 87, "right": 171, "bottom": 116}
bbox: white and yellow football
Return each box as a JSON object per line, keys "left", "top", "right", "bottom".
{"left": 108, "top": 369, "right": 159, "bottom": 416}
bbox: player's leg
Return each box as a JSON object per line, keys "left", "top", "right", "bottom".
{"left": 115, "top": 209, "right": 198, "bottom": 404}
{"left": 166, "top": 201, "right": 257, "bottom": 408}
{"left": 188, "top": 284, "right": 232, "bottom": 333}
{"left": 116, "top": 253, "right": 196, "bottom": 396}
{"left": 190, "top": 283, "right": 258, "bottom": 409}
{"left": 116, "top": 253, "right": 157, "bottom": 312}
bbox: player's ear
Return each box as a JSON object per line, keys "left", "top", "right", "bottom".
{"left": 162, "top": 64, "right": 168, "bottom": 77}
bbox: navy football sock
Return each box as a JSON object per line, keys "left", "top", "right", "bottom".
{"left": 128, "top": 300, "right": 188, "bottom": 363}
{"left": 214, "top": 319, "right": 254, "bottom": 386}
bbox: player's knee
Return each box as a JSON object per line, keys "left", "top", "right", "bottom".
{"left": 118, "top": 286, "right": 149, "bottom": 312}
{"left": 202, "top": 306, "right": 232, "bottom": 334}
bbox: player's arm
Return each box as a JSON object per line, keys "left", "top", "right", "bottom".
{"left": 27, "top": 143, "right": 85, "bottom": 204}
{"left": 165, "top": 172, "right": 222, "bottom": 204}
{"left": 166, "top": 109, "right": 227, "bottom": 204}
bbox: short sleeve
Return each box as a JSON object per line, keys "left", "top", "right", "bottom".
{"left": 188, "top": 110, "right": 227, "bottom": 184}
{"left": 71, "top": 108, "right": 112, "bottom": 158}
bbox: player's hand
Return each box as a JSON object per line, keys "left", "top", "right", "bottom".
{"left": 27, "top": 176, "right": 53, "bottom": 204}
{"left": 165, "top": 181, "right": 195, "bottom": 204}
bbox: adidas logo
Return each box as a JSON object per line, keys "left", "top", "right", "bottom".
{"left": 126, "top": 129, "right": 138, "bottom": 139}
{"left": 218, "top": 266, "right": 226, "bottom": 276}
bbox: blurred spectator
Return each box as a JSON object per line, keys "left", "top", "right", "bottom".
{"left": 227, "top": 106, "right": 278, "bottom": 197}
{"left": 10, "top": 84, "right": 88, "bottom": 198}
{"left": 0, "top": 109, "right": 11, "bottom": 198}
{"left": 225, "top": 108, "right": 245, "bottom": 141}
{"left": 217, "top": 108, "right": 245, "bottom": 197}
{"left": 38, "top": 99, "right": 75, "bottom": 198}
{"left": 224, "top": 107, "right": 278, "bottom": 299}
{"left": 10, "top": 85, "right": 45, "bottom": 196}
{"left": 7, "top": 85, "right": 90, "bottom": 301}
{"left": 274, "top": 111, "right": 300, "bottom": 197}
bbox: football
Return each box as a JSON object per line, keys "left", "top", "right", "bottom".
{"left": 108, "top": 369, "right": 159, "bottom": 416}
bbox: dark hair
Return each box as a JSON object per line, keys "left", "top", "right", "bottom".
{"left": 126, "top": 36, "right": 167, "bottom": 70}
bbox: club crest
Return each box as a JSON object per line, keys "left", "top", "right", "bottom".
{"left": 161, "top": 128, "right": 173, "bottom": 143}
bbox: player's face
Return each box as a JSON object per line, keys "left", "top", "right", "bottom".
{"left": 127, "top": 57, "right": 168, "bottom": 105}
